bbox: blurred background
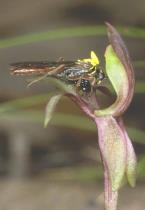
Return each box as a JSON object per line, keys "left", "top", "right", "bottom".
{"left": 0, "top": 0, "right": 145, "bottom": 209}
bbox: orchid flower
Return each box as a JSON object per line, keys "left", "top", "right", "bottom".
{"left": 38, "top": 23, "right": 137, "bottom": 210}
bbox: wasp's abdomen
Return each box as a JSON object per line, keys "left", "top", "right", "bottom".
{"left": 80, "top": 79, "right": 91, "bottom": 92}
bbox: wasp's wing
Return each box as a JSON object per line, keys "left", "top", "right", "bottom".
{"left": 10, "top": 61, "right": 75, "bottom": 76}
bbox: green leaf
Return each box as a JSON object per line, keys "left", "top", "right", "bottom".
{"left": 1, "top": 25, "right": 145, "bottom": 48}
{"left": 137, "top": 155, "right": 145, "bottom": 181}
{"left": 0, "top": 93, "right": 51, "bottom": 113}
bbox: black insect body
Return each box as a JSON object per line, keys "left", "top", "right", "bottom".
{"left": 79, "top": 79, "right": 91, "bottom": 93}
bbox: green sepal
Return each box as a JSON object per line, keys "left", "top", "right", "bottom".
{"left": 44, "top": 93, "right": 63, "bottom": 127}
{"left": 94, "top": 45, "right": 129, "bottom": 117}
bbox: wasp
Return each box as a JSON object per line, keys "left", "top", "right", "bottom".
{"left": 10, "top": 51, "right": 105, "bottom": 93}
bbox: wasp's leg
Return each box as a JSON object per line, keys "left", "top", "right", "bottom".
{"left": 76, "top": 78, "right": 82, "bottom": 87}
{"left": 90, "top": 77, "right": 96, "bottom": 87}
{"left": 75, "top": 77, "right": 82, "bottom": 94}
{"left": 47, "top": 64, "right": 65, "bottom": 76}
{"left": 27, "top": 73, "right": 49, "bottom": 87}
{"left": 87, "top": 77, "right": 98, "bottom": 95}
{"left": 27, "top": 65, "right": 65, "bottom": 87}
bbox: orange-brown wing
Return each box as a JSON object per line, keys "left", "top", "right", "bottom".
{"left": 10, "top": 61, "right": 70, "bottom": 76}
